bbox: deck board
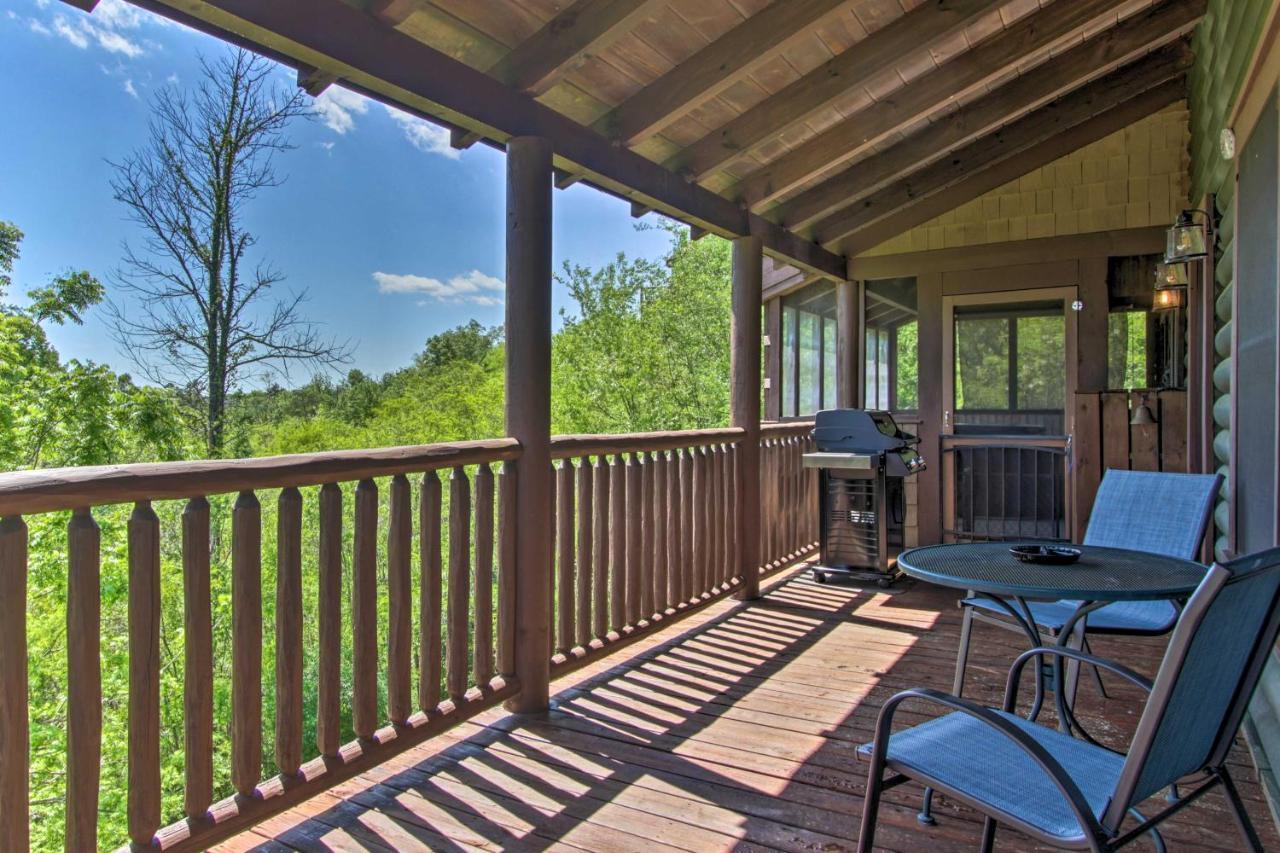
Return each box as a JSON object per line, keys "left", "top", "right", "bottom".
{"left": 223, "top": 566, "right": 1280, "bottom": 852}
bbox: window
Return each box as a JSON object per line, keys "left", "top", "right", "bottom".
{"left": 865, "top": 277, "right": 918, "bottom": 412}
{"left": 953, "top": 302, "right": 1065, "bottom": 435}
{"left": 1107, "top": 310, "right": 1148, "bottom": 390}
{"left": 780, "top": 280, "right": 837, "bottom": 416}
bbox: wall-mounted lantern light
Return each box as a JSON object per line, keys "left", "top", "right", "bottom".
{"left": 1153, "top": 287, "right": 1186, "bottom": 311}
{"left": 1165, "top": 209, "right": 1209, "bottom": 262}
{"left": 1155, "top": 261, "right": 1190, "bottom": 289}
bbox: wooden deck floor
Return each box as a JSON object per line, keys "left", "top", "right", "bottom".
{"left": 219, "top": 566, "right": 1280, "bottom": 852}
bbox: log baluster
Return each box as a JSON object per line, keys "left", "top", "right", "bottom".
{"left": 732, "top": 440, "right": 742, "bottom": 581}
{"left": 424, "top": 468, "right": 447, "bottom": 698}
{"left": 276, "top": 488, "right": 304, "bottom": 774}
{"left": 352, "top": 479, "right": 378, "bottom": 738}
{"left": 609, "top": 453, "right": 626, "bottom": 631}
{"left": 653, "top": 450, "right": 668, "bottom": 614}
{"left": 592, "top": 455, "right": 609, "bottom": 639}
{"left": 639, "top": 451, "right": 654, "bottom": 620}
{"left": 231, "top": 492, "right": 262, "bottom": 795}
{"left": 387, "top": 475, "right": 413, "bottom": 724}
{"left": 691, "top": 446, "right": 706, "bottom": 598}
{"left": 667, "top": 450, "right": 682, "bottom": 609}
{"left": 0, "top": 517, "right": 26, "bottom": 852}
{"left": 129, "top": 502, "right": 163, "bottom": 842}
{"left": 680, "top": 447, "right": 694, "bottom": 604}
{"left": 625, "top": 452, "right": 642, "bottom": 626}
{"left": 317, "top": 484, "right": 342, "bottom": 755}
{"left": 182, "top": 497, "right": 213, "bottom": 816}
{"left": 576, "top": 457, "right": 593, "bottom": 648}
{"left": 475, "top": 464, "right": 495, "bottom": 685}
{"left": 716, "top": 445, "right": 727, "bottom": 584}
{"left": 556, "top": 460, "right": 575, "bottom": 652}
{"left": 497, "top": 462, "right": 517, "bottom": 678}
{"left": 447, "top": 466, "right": 471, "bottom": 700}
{"left": 67, "top": 509, "right": 101, "bottom": 849}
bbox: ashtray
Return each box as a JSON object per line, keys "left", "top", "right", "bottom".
{"left": 1008, "top": 544, "right": 1082, "bottom": 565}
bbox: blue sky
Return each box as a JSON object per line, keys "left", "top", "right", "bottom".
{"left": 0, "top": 0, "right": 674, "bottom": 380}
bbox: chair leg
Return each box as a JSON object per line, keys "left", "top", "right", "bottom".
{"left": 857, "top": 762, "right": 886, "bottom": 852}
{"left": 1081, "top": 637, "right": 1109, "bottom": 699}
{"left": 953, "top": 604, "right": 975, "bottom": 697}
{"left": 917, "top": 786, "right": 936, "bottom": 826}
{"left": 1220, "top": 767, "right": 1265, "bottom": 853}
{"left": 979, "top": 816, "right": 997, "bottom": 853}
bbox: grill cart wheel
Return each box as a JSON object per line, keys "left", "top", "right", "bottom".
{"left": 812, "top": 568, "right": 829, "bottom": 584}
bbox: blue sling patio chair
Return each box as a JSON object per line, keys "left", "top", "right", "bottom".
{"left": 857, "top": 545, "right": 1280, "bottom": 853}
{"left": 951, "top": 469, "right": 1223, "bottom": 699}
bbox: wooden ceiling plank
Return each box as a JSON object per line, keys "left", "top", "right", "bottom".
{"left": 837, "top": 75, "right": 1189, "bottom": 257}
{"left": 487, "top": 0, "right": 668, "bottom": 95}
{"left": 666, "top": 0, "right": 1000, "bottom": 181}
{"left": 592, "top": 0, "right": 856, "bottom": 146}
{"left": 137, "top": 0, "right": 847, "bottom": 278}
{"left": 814, "top": 45, "right": 1192, "bottom": 244}
{"left": 731, "top": 0, "right": 1136, "bottom": 211}
{"left": 776, "top": 0, "right": 1206, "bottom": 231}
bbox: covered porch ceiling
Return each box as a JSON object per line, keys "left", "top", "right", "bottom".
{"left": 112, "top": 0, "right": 1203, "bottom": 283}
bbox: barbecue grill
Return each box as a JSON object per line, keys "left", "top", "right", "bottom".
{"left": 803, "top": 409, "right": 925, "bottom": 586}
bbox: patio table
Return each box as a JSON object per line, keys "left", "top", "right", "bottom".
{"left": 896, "top": 542, "right": 1205, "bottom": 741}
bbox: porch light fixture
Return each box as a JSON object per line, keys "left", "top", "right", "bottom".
{"left": 1153, "top": 286, "right": 1186, "bottom": 311}
{"left": 1165, "top": 209, "right": 1209, "bottom": 262}
{"left": 1154, "top": 261, "right": 1190, "bottom": 289}
{"left": 1130, "top": 392, "right": 1158, "bottom": 426}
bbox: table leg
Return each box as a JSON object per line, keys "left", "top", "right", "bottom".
{"left": 1054, "top": 600, "right": 1108, "bottom": 743}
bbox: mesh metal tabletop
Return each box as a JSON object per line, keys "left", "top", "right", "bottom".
{"left": 897, "top": 543, "right": 1206, "bottom": 601}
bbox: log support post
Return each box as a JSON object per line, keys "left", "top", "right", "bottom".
{"left": 836, "top": 279, "right": 860, "bottom": 408}
{"left": 732, "top": 235, "right": 763, "bottom": 600}
{"left": 505, "top": 136, "right": 554, "bottom": 713}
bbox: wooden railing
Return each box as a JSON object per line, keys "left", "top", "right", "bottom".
{"left": 0, "top": 440, "right": 522, "bottom": 853}
{"left": 760, "top": 421, "right": 818, "bottom": 569}
{"left": 0, "top": 426, "right": 817, "bottom": 852}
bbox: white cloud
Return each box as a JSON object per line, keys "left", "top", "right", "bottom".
{"left": 52, "top": 14, "right": 89, "bottom": 48}
{"left": 373, "top": 270, "right": 504, "bottom": 306}
{"left": 122, "top": 78, "right": 138, "bottom": 98}
{"left": 40, "top": 0, "right": 155, "bottom": 58}
{"left": 27, "top": 17, "right": 50, "bottom": 34}
{"left": 383, "top": 104, "right": 459, "bottom": 160}
{"left": 312, "top": 86, "right": 369, "bottom": 135}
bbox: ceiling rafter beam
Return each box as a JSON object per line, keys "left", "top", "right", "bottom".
{"left": 814, "top": 45, "right": 1191, "bottom": 245}
{"left": 487, "top": 0, "right": 666, "bottom": 95}
{"left": 131, "top": 0, "right": 845, "bottom": 278}
{"left": 836, "top": 73, "right": 1189, "bottom": 257}
{"left": 775, "top": 0, "right": 1205, "bottom": 232}
{"left": 665, "top": 0, "right": 999, "bottom": 182}
{"left": 732, "top": 0, "right": 1139, "bottom": 212}
{"left": 592, "top": 0, "right": 856, "bottom": 146}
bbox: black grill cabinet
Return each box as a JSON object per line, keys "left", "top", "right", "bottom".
{"left": 803, "top": 410, "right": 925, "bottom": 586}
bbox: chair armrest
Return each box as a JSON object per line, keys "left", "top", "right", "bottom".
{"left": 868, "top": 687, "right": 1107, "bottom": 840}
{"left": 1003, "top": 646, "right": 1153, "bottom": 712}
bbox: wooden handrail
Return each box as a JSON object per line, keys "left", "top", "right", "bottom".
{"left": 760, "top": 420, "right": 814, "bottom": 438}
{"left": 0, "top": 438, "right": 521, "bottom": 515}
{"left": 549, "top": 427, "right": 744, "bottom": 458}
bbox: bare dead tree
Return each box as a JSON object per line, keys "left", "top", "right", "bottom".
{"left": 109, "top": 49, "right": 351, "bottom": 456}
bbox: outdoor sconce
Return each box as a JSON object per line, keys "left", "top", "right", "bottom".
{"left": 1155, "top": 261, "right": 1190, "bottom": 289}
{"left": 1165, "top": 209, "right": 1209, "bottom": 262}
{"left": 1153, "top": 287, "right": 1186, "bottom": 311}
{"left": 1131, "top": 392, "right": 1158, "bottom": 426}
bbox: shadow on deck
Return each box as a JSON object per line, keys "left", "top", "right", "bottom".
{"left": 219, "top": 566, "right": 1279, "bottom": 852}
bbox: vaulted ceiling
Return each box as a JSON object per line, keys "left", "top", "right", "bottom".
{"left": 121, "top": 0, "right": 1205, "bottom": 282}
